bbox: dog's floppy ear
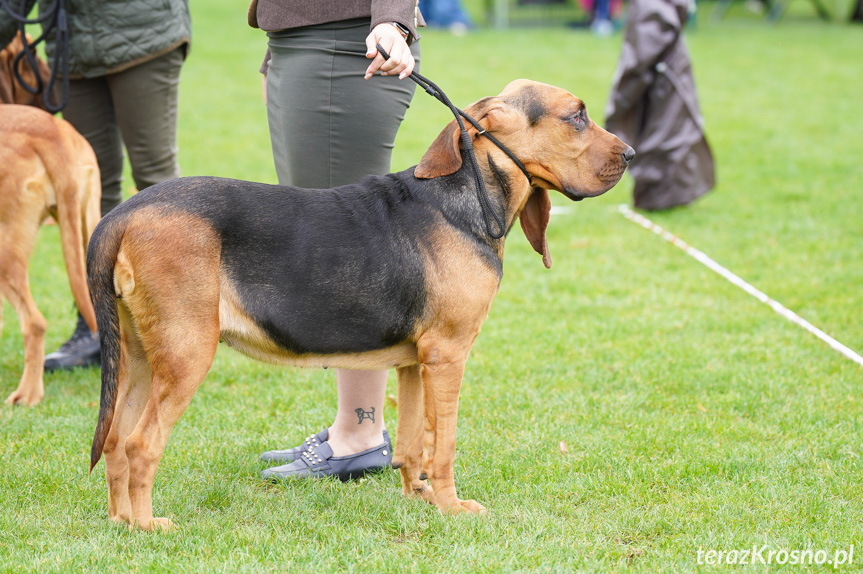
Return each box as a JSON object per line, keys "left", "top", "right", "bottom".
{"left": 0, "top": 39, "right": 15, "bottom": 104}
{"left": 1, "top": 33, "right": 54, "bottom": 110}
{"left": 415, "top": 97, "right": 495, "bottom": 179}
{"left": 519, "top": 187, "right": 552, "bottom": 269}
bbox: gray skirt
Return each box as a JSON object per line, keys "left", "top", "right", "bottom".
{"left": 266, "top": 18, "right": 421, "bottom": 189}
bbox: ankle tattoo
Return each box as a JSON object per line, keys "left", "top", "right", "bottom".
{"left": 355, "top": 407, "right": 375, "bottom": 424}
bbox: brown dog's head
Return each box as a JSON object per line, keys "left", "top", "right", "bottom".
{"left": 415, "top": 79, "right": 634, "bottom": 268}
{"left": 0, "top": 32, "right": 54, "bottom": 111}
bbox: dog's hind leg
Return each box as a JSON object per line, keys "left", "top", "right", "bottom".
{"left": 0, "top": 253, "right": 47, "bottom": 406}
{"left": 417, "top": 337, "right": 486, "bottom": 515}
{"left": 132, "top": 296, "right": 219, "bottom": 530}
{"left": 112, "top": 219, "right": 221, "bottom": 531}
{"left": 102, "top": 303, "right": 152, "bottom": 524}
{"left": 394, "top": 365, "right": 436, "bottom": 504}
{"left": 121, "top": 297, "right": 219, "bottom": 531}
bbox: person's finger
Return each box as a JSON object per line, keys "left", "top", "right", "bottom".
{"left": 364, "top": 33, "right": 378, "bottom": 60}
{"left": 400, "top": 55, "right": 415, "bottom": 79}
{"left": 364, "top": 52, "right": 387, "bottom": 79}
{"left": 365, "top": 36, "right": 394, "bottom": 79}
{"left": 380, "top": 43, "right": 415, "bottom": 78}
{"left": 378, "top": 42, "right": 405, "bottom": 74}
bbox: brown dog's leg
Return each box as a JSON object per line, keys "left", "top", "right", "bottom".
{"left": 121, "top": 282, "right": 219, "bottom": 527}
{"left": 103, "top": 213, "right": 221, "bottom": 530}
{"left": 123, "top": 324, "right": 217, "bottom": 531}
{"left": 394, "top": 365, "right": 435, "bottom": 504}
{"left": 1, "top": 255, "right": 47, "bottom": 406}
{"left": 417, "top": 339, "right": 486, "bottom": 515}
{"left": 103, "top": 304, "right": 151, "bottom": 524}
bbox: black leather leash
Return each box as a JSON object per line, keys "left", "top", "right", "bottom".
{"left": 1, "top": 0, "right": 70, "bottom": 112}
{"left": 376, "top": 44, "right": 533, "bottom": 239}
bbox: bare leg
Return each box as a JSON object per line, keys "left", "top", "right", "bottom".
{"left": 326, "top": 369, "right": 388, "bottom": 456}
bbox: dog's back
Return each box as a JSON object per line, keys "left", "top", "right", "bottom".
{"left": 88, "top": 175, "right": 439, "bottom": 355}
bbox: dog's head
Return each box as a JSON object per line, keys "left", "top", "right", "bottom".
{"left": 0, "top": 32, "right": 54, "bottom": 111}
{"left": 416, "top": 79, "right": 634, "bottom": 268}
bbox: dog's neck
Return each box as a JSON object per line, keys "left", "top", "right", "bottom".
{"left": 473, "top": 139, "right": 538, "bottom": 232}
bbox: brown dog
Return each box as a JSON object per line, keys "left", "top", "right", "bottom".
{"left": 86, "top": 80, "right": 633, "bottom": 530}
{"left": 0, "top": 32, "right": 54, "bottom": 110}
{"left": 0, "top": 105, "right": 101, "bottom": 406}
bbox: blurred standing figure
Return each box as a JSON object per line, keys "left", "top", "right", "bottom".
{"left": 418, "top": 0, "right": 472, "bottom": 33}
{"left": 605, "top": 0, "right": 714, "bottom": 211}
{"left": 591, "top": 0, "right": 614, "bottom": 35}
{"left": 249, "top": 0, "right": 423, "bottom": 480}
{"left": 0, "top": 0, "right": 191, "bottom": 369}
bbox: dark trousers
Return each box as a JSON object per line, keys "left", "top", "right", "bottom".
{"left": 62, "top": 47, "right": 184, "bottom": 216}
{"left": 265, "top": 19, "right": 420, "bottom": 188}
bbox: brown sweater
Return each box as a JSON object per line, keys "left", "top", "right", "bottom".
{"left": 248, "top": 0, "right": 423, "bottom": 43}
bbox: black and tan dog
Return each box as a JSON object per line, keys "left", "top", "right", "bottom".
{"left": 87, "top": 80, "right": 633, "bottom": 530}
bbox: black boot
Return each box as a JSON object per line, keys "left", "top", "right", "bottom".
{"left": 44, "top": 311, "right": 100, "bottom": 371}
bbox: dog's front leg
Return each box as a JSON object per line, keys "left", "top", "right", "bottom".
{"left": 418, "top": 341, "right": 486, "bottom": 515}
{"left": 394, "top": 365, "right": 435, "bottom": 504}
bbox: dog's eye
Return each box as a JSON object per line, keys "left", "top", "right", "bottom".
{"left": 568, "top": 112, "right": 587, "bottom": 129}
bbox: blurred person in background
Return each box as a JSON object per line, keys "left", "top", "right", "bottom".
{"left": 605, "top": 0, "right": 714, "bottom": 210}
{"left": 419, "top": 0, "right": 472, "bottom": 34}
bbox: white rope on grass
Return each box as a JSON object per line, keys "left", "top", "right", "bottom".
{"left": 617, "top": 203, "right": 863, "bottom": 368}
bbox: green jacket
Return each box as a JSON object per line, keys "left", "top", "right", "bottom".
{"left": 0, "top": 0, "right": 190, "bottom": 79}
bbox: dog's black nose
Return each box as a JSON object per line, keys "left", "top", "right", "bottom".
{"left": 622, "top": 146, "right": 636, "bottom": 165}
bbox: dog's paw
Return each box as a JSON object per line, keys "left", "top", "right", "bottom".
{"left": 138, "top": 517, "right": 176, "bottom": 532}
{"left": 4, "top": 388, "right": 43, "bottom": 406}
{"left": 440, "top": 498, "right": 487, "bottom": 516}
{"left": 403, "top": 482, "right": 436, "bottom": 505}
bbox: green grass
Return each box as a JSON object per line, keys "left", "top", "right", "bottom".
{"left": 2, "top": 1, "right": 862, "bottom": 571}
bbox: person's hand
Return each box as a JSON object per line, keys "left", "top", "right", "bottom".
{"left": 364, "top": 23, "right": 415, "bottom": 80}
{"left": 261, "top": 74, "right": 267, "bottom": 105}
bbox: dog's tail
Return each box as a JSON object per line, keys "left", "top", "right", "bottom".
{"left": 87, "top": 214, "right": 125, "bottom": 472}
{"left": 55, "top": 122, "right": 101, "bottom": 334}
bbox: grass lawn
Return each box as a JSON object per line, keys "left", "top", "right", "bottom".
{"left": 2, "top": 0, "right": 862, "bottom": 571}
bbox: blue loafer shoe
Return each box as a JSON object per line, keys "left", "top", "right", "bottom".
{"left": 261, "top": 433, "right": 393, "bottom": 482}
{"left": 260, "top": 428, "right": 330, "bottom": 464}
{"left": 260, "top": 428, "right": 392, "bottom": 465}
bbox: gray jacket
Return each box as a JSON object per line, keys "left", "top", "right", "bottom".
{"left": 605, "top": 0, "right": 714, "bottom": 210}
{"left": 0, "top": 0, "right": 190, "bottom": 79}
{"left": 248, "top": 0, "right": 423, "bottom": 43}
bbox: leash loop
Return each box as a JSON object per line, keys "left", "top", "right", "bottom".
{"left": 1, "top": 0, "right": 71, "bottom": 112}
{"left": 376, "top": 43, "right": 534, "bottom": 239}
